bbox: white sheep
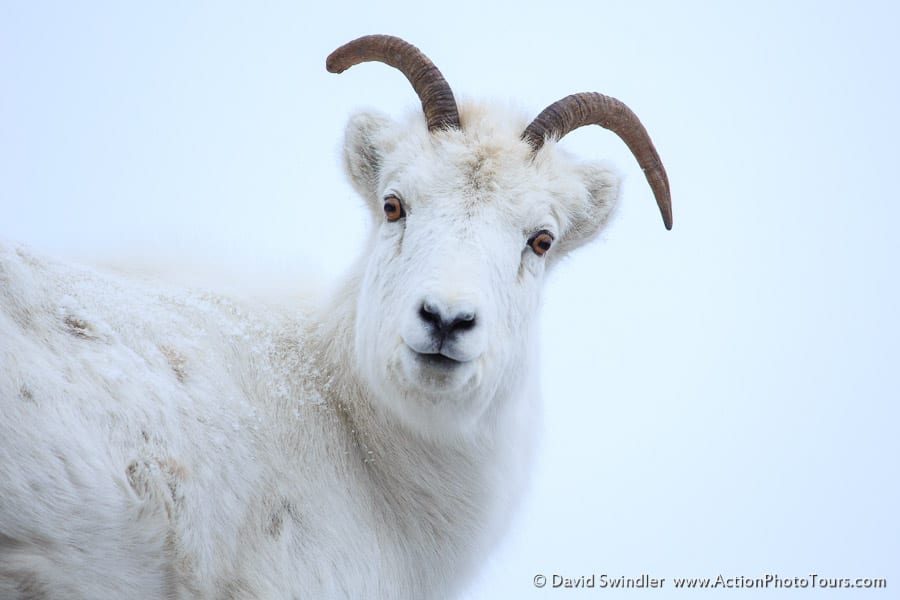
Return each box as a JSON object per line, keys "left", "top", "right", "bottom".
{"left": 0, "top": 35, "right": 671, "bottom": 599}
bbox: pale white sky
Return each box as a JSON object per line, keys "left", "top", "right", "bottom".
{"left": 2, "top": 1, "right": 898, "bottom": 597}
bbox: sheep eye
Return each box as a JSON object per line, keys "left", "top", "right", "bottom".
{"left": 527, "top": 230, "right": 554, "bottom": 256}
{"left": 383, "top": 195, "right": 405, "bottom": 222}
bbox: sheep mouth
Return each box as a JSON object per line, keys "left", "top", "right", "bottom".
{"left": 414, "top": 351, "right": 464, "bottom": 369}
{"left": 399, "top": 347, "right": 480, "bottom": 392}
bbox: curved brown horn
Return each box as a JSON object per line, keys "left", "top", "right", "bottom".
{"left": 523, "top": 92, "right": 672, "bottom": 230}
{"left": 326, "top": 35, "right": 461, "bottom": 132}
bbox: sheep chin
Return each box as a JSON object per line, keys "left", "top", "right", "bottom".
{"left": 395, "top": 345, "right": 481, "bottom": 395}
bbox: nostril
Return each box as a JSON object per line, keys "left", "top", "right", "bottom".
{"left": 419, "top": 302, "right": 442, "bottom": 328}
{"left": 451, "top": 312, "right": 476, "bottom": 331}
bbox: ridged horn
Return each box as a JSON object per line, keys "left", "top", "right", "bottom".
{"left": 523, "top": 92, "right": 672, "bottom": 230}
{"left": 326, "top": 35, "right": 461, "bottom": 132}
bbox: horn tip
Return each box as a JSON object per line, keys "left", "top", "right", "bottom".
{"left": 662, "top": 201, "right": 673, "bottom": 230}
{"left": 325, "top": 54, "right": 345, "bottom": 74}
{"left": 662, "top": 203, "right": 673, "bottom": 230}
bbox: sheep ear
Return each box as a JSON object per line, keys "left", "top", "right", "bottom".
{"left": 554, "top": 162, "right": 622, "bottom": 256}
{"left": 342, "top": 110, "right": 396, "bottom": 205}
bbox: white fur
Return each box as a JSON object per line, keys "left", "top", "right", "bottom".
{"left": 0, "top": 101, "right": 621, "bottom": 599}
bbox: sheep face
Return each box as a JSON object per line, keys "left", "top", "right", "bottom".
{"left": 343, "top": 103, "right": 621, "bottom": 436}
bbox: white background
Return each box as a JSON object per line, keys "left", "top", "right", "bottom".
{"left": 2, "top": 2, "right": 897, "bottom": 597}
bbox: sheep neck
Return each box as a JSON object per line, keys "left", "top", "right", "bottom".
{"left": 308, "top": 273, "right": 539, "bottom": 594}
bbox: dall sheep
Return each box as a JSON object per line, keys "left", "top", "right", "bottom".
{"left": 0, "top": 35, "right": 671, "bottom": 599}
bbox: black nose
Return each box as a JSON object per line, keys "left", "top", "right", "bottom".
{"left": 419, "top": 300, "right": 476, "bottom": 341}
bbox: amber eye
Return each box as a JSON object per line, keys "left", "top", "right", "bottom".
{"left": 527, "top": 230, "right": 554, "bottom": 256}
{"left": 383, "top": 195, "right": 405, "bottom": 222}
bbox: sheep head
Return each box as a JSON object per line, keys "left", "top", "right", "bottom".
{"left": 327, "top": 35, "right": 670, "bottom": 436}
